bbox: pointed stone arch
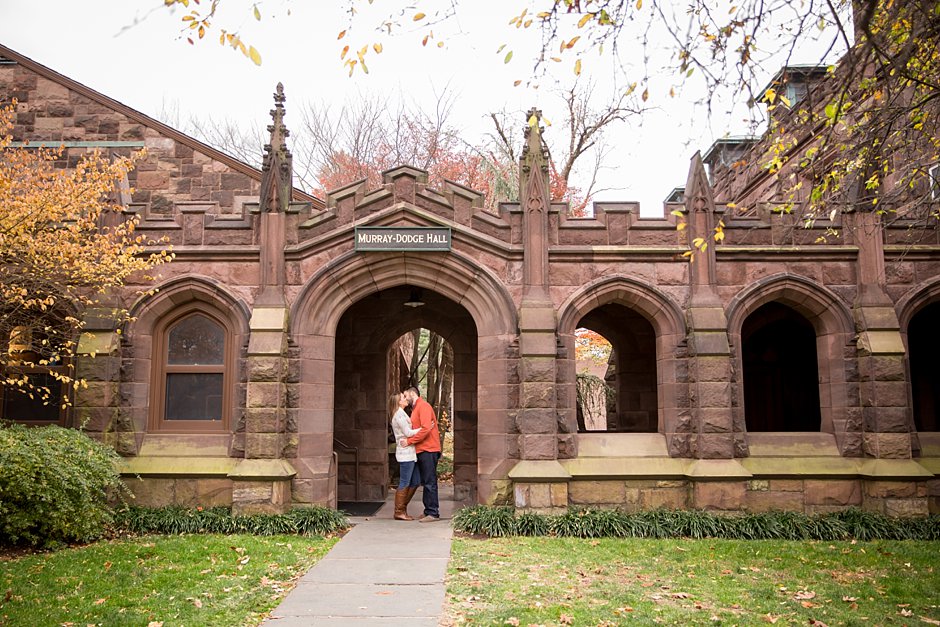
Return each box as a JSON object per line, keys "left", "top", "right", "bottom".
{"left": 557, "top": 276, "right": 688, "bottom": 450}
{"left": 726, "top": 273, "right": 857, "bottom": 452}
{"left": 290, "top": 249, "right": 519, "bottom": 506}
{"left": 122, "top": 275, "right": 251, "bottom": 448}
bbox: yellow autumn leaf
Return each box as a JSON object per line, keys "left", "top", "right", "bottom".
{"left": 574, "top": 58, "right": 582, "bottom": 75}
{"left": 437, "top": 41, "right": 444, "bottom": 48}
{"left": 248, "top": 45, "right": 262, "bottom": 66}
{"left": 373, "top": 43, "right": 383, "bottom": 53}
{"left": 528, "top": 114, "right": 538, "bottom": 127}
{"left": 337, "top": 30, "right": 346, "bottom": 40}
{"left": 413, "top": 12, "right": 425, "bottom": 20}
{"left": 636, "top": 0, "right": 643, "bottom": 8}
{"left": 513, "top": 80, "right": 522, "bottom": 86}
{"left": 341, "top": 45, "right": 349, "bottom": 59}
{"left": 566, "top": 35, "right": 580, "bottom": 49}
{"left": 504, "top": 50, "right": 513, "bottom": 63}
{"left": 253, "top": 5, "right": 261, "bottom": 20}
{"left": 578, "top": 13, "right": 592, "bottom": 28}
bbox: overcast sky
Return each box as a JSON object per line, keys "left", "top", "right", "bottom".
{"left": 0, "top": 1, "right": 843, "bottom": 215}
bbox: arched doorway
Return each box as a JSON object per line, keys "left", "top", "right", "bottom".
{"left": 576, "top": 305, "right": 657, "bottom": 432}
{"left": 332, "top": 286, "right": 478, "bottom": 503}
{"left": 741, "top": 301, "right": 821, "bottom": 432}
{"left": 908, "top": 301, "right": 940, "bottom": 432}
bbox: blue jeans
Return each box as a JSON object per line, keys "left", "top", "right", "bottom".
{"left": 416, "top": 451, "right": 441, "bottom": 518}
{"left": 398, "top": 460, "right": 421, "bottom": 490}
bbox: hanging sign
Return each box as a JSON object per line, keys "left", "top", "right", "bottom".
{"left": 354, "top": 226, "right": 452, "bottom": 251}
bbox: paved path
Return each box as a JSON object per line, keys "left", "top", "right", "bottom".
{"left": 265, "top": 490, "right": 456, "bottom": 626}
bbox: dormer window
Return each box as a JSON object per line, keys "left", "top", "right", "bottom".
{"left": 760, "top": 65, "right": 828, "bottom": 109}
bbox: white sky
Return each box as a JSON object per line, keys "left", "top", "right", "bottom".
{"left": 0, "top": 1, "right": 844, "bottom": 215}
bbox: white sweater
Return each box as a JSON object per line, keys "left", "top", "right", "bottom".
{"left": 391, "top": 408, "right": 420, "bottom": 462}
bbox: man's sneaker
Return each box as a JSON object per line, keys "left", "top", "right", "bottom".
{"left": 418, "top": 515, "right": 440, "bottom": 523}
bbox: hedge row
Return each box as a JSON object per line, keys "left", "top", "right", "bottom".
{"left": 453, "top": 505, "right": 940, "bottom": 541}
{"left": 114, "top": 505, "right": 348, "bottom": 537}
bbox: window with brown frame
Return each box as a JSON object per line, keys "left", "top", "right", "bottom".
{"left": 0, "top": 326, "right": 69, "bottom": 425}
{"left": 152, "top": 309, "right": 232, "bottom": 432}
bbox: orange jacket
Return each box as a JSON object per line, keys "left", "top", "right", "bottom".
{"left": 406, "top": 397, "right": 442, "bottom": 453}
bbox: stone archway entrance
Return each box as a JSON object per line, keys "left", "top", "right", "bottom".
{"left": 332, "top": 286, "right": 478, "bottom": 503}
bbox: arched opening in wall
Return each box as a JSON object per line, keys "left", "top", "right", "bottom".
{"left": 333, "top": 286, "right": 477, "bottom": 504}
{"left": 576, "top": 305, "right": 657, "bottom": 433}
{"left": 387, "top": 328, "right": 455, "bottom": 487}
{"left": 908, "top": 301, "right": 940, "bottom": 432}
{"left": 742, "top": 302, "right": 821, "bottom": 432}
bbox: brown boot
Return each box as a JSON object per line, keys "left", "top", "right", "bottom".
{"left": 394, "top": 489, "right": 413, "bottom": 521}
{"left": 402, "top": 486, "right": 418, "bottom": 507}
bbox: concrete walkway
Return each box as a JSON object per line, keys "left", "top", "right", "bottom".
{"left": 265, "top": 488, "right": 456, "bottom": 625}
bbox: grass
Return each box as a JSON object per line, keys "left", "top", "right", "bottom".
{"left": 0, "top": 533, "right": 336, "bottom": 626}
{"left": 446, "top": 536, "right": 940, "bottom": 625}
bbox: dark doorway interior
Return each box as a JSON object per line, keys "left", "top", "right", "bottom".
{"left": 909, "top": 301, "right": 940, "bottom": 432}
{"left": 577, "top": 304, "right": 657, "bottom": 432}
{"left": 333, "top": 286, "right": 478, "bottom": 503}
{"left": 742, "top": 301, "right": 821, "bottom": 431}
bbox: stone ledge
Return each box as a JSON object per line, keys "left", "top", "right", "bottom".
{"left": 740, "top": 457, "right": 859, "bottom": 477}
{"left": 916, "top": 457, "right": 940, "bottom": 474}
{"left": 228, "top": 458, "right": 297, "bottom": 480}
{"left": 686, "top": 459, "right": 751, "bottom": 478}
{"left": 120, "top": 456, "right": 237, "bottom": 477}
{"left": 857, "top": 459, "right": 935, "bottom": 480}
{"left": 562, "top": 457, "right": 690, "bottom": 480}
{"left": 508, "top": 460, "right": 571, "bottom": 482}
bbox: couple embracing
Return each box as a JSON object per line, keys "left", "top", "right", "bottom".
{"left": 388, "top": 387, "right": 441, "bottom": 522}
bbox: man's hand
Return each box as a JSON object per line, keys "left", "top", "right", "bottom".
{"left": 398, "top": 438, "right": 408, "bottom": 447}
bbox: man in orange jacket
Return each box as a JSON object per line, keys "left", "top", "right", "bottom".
{"left": 400, "top": 386, "right": 442, "bottom": 522}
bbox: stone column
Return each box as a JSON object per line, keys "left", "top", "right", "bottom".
{"left": 73, "top": 308, "right": 131, "bottom": 453}
{"left": 682, "top": 153, "right": 741, "bottom": 460}
{"left": 231, "top": 306, "right": 295, "bottom": 515}
{"left": 511, "top": 109, "right": 571, "bottom": 509}
{"left": 851, "top": 211, "right": 915, "bottom": 458}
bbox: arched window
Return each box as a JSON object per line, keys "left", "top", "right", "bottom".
{"left": 152, "top": 310, "right": 231, "bottom": 431}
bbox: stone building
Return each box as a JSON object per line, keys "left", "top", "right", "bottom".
{"left": 1, "top": 43, "right": 937, "bottom": 516}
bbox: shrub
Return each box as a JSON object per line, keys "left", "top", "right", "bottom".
{"left": 0, "top": 423, "right": 125, "bottom": 546}
{"left": 452, "top": 505, "right": 940, "bottom": 541}
{"left": 114, "top": 505, "right": 348, "bottom": 537}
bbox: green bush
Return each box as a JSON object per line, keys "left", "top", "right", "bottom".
{"left": 0, "top": 423, "right": 125, "bottom": 546}
{"left": 115, "top": 505, "right": 349, "bottom": 537}
{"left": 452, "top": 505, "right": 940, "bottom": 541}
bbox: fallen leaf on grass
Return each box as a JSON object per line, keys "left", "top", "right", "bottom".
{"left": 920, "top": 617, "right": 940, "bottom": 625}
{"left": 762, "top": 614, "right": 779, "bottom": 624}
{"left": 794, "top": 590, "right": 817, "bottom": 600}
{"left": 93, "top": 598, "right": 107, "bottom": 606}
{"left": 503, "top": 618, "right": 519, "bottom": 626}
{"left": 560, "top": 614, "right": 574, "bottom": 624}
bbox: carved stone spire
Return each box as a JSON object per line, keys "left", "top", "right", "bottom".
{"left": 259, "top": 83, "right": 293, "bottom": 213}
{"left": 683, "top": 151, "right": 719, "bottom": 294}
{"left": 520, "top": 108, "right": 552, "bottom": 300}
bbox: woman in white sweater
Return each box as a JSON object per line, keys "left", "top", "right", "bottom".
{"left": 390, "top": 392, "right": 421, "bottom": 520}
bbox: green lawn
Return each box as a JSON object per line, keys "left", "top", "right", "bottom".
{"left": 446, "top": 536, "right": 940, "bottom": 625}
{"left": 0, "top": 534, "right": 335, "bottom": 626}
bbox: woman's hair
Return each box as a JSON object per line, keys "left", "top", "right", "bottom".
{"left": 387, "top": 393, "right": 401, "bottom": 421}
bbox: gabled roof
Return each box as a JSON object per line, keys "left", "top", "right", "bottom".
{"left": 0, "top": 43, "right": 321, "bottom": 207}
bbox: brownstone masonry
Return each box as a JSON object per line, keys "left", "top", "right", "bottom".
{"left": 1, "top": 44, "right": 938, "bottom": 515}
